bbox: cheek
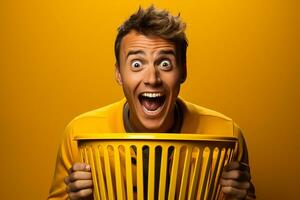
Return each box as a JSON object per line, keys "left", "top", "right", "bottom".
{"left": 121, "top": 72, "right": 141, "bottom": 95}
{"left": 163, "top": 71, "right": 181, "bottom": 91}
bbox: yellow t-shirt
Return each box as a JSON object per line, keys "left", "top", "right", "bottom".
{"left": 48, "top": 98, "right": 254, "bottom": 199}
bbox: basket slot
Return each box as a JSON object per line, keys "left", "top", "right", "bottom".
{"left": 125, "top": 145, "right": 134, "bottom": 200}
{"left": 187, "top": 147, "right": 202, "bottom": 200}
{"left": 103, "top": 145, "right": 115, "bottom": 200}
{"left": 168, "top": 145, "right": 181, "bottom": 200}
{"left": 95, "top": 145, "right": 108, "bottom": 200}
{"left": 136, "top": 145, "right": 144, "bottom": 200}
{"left": 141, "top": 146, "right": 149, "bottom": 199}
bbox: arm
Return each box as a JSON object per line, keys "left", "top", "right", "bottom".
{"left": 220, "top": 123, "right": 256, "bottom": 199}
{"left": 48, "top": 123, "right": 93, "bottom": 200}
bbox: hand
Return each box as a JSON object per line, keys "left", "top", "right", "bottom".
{"left": 220, "top": 161, "right": 251, "bottom": 200}
{"left": 64, "top": 163, "right": 93, "bottom": 200}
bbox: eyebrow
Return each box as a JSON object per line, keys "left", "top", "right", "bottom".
{"left": 126, "top": 50, "right": 145, "bottom": 59}
{"left": 158, "top": 50, "right": 176, "bottom": 56}
{"left": 126, "top": 49, "right": 176, "bottom": 60}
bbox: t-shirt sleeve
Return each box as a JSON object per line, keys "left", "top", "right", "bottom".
{"left": 47, "top": 123, "right": 79, "bottom": 200}
{"left": 233, "top": 122, "right": 256, "bottom": 199}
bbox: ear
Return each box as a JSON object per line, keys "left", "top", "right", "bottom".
{"left": 115, "top": 64, "right": 123, "bottom": 85}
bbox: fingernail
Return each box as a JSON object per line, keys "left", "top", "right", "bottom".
{"left": 85, "top": 164, "right": 90, "bottom": 170}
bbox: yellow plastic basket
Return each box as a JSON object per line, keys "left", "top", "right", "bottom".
{"left": 75, "top": 133, "right": 237, "bottom": 200}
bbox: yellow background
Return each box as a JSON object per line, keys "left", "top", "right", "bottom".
{"left": 1, "top": 0, "right": 299, "bottom": 199}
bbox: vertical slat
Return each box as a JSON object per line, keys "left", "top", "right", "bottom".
{"left": 147, "top": 146, "right": 155, "bottom": 200}
{"left": 158, "top": 146, "right": 169, "bottom": 200}
{"left": 104, "top": 145, "right": 115, "bottom": 200}
{"left": 125, "top": 146, "right": 134, "bottom": 200}
{"left": 200, "top": 148, "right": 213, "bottom": 200}
{"left": 94, "top": 145, "right": 107, "bottom": 200}
{"left": 178, "top": 146, "right": 192, "bottom": 200}
{"left": 212, "top": 148, "right": 227, "bottom": 200}
{"left": 87, "top": 146, "right": 101, "bottom": 200}
{"left": 187, "top": 147, "right": 202, "bottom": 200}
{"left": 195, "top": 147, "right": 207, "bottom": 200}
{"left": 114, "top": 145, "right": 124, "bottom": 200}
{"left": 136, "top": 145, "right": 144, "bottom": 200}
{"left": 206, "top": 148, "right": 222, "bottom": 199}
{"left": 168, "top": 146, "right": 181, "bottom": 200}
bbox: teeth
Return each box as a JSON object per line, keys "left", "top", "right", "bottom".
{"left": 141, "top": 92, "right": 163, "bottom": 98}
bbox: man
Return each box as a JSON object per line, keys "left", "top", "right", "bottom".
{"left": 48, "top": 6, "right": 256, "bottom": 200}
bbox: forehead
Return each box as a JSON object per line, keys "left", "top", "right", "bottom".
{"left": 120, "top": 30, "right": 176, "bottom": 54}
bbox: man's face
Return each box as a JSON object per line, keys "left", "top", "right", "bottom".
{"left": 116, "top": 30, "right": 182, "bottom": 132}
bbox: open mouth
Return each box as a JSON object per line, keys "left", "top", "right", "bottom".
{"left": 138, "top": 92, "right": 166, "bottom": 114}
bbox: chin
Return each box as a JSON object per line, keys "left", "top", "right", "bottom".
{"left": 139, "top": 118, "right": 168, "bottom": 133}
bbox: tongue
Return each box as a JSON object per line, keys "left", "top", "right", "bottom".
{"left": 141, "top": 98, "right": 162, "bottom": 111}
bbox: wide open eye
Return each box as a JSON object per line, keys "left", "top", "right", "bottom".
{"left": 159, "top": 60, "right": 172, "bottom": 70}
{"left": 131, "top": 60, "right": 142, "bottom": 70}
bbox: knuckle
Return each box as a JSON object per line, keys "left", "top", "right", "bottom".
{"left": 222, "top": 186, "right": 234, "bottom": 194}
{"left": 72, "top": 163, "right": 79, "bottom": 171}
{"left": 244, "top": 182, "right": 251, "bottom": 189}
{"left": 77, "top": 190, "right": 85, "bottom": 197}
{"left": 72, "top": 163, "right": 83, "bottom": 171}
{"left": 64, "top": 176, "right": 69, "bottom": 184}
{"left": 234, "top": 171, "right": 242, "bottom": 179}
{"left": 70, "top": 172, "right": 78, "bottom": 181}
{"left": 227, "top": 187, "right": 234, "bottom": 194}
{"left": 227, "top": 179, "right": 235, "bottom": 186}
{"left": 78, "top": 189, "right": 92, "bottom": 197}
{"left": 72, "top": 181, "right": 80, "bottom": 190}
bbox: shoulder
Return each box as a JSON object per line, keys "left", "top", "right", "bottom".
{"left": 178, "top": 98, "right": 232, "bottom": 122}
{"left": 178, "top": 98, "right": 236, "bottom": 135}
{"left": 66, "top": 99, "right": 126, "bottom": 134}
{"left": 179, "top": 98, "right": 232, "bottom": 121}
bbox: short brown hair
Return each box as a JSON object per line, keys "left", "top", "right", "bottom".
{"left": 114, "top": 6, "right": 188, "bottom": 82}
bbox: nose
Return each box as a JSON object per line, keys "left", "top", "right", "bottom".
{"left": 143, "top": 65, "right": 162, "bottom": 86}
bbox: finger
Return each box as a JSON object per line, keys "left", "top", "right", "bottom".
{"left": 69, "top": 163, "right": 91, "bottom": 174}
{"left": 220, "top": 178, "right": 250, "bottom": 189}
{"left": 69, "top": 188, "right": 93, "bottom": 200}
{"left": 68, "top": 180, "right": 93, "bottom": 192}
{"left": 222, "top": 186, "right": 247, "bottom": 199}
{"left": 64, "top": 176, "right": 70, "bottom": 185}
{"left": 224, "top": 161, "right": 250, "bottom": 172}
{"left": 69, "top": 171, "right": 92, "bottom": 182}
{"left": 222, "top": 170, "right": 251, "bottom": 181}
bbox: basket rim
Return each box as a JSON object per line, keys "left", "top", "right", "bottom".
{"left": 74, "top": 133, "right": 237, "bottom": 142}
